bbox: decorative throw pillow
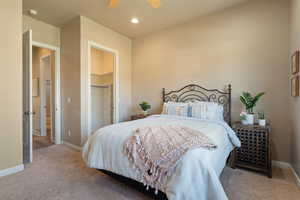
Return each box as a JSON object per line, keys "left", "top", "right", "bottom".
{"left": 162, "top": 102, "right": 189, "bottom": 117}
{"left": 189, "top": 102, "right": 224, "bottom": 121}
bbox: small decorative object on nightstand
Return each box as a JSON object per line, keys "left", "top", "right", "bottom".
{"left": 131, "top": 114, "right": 150, "bottom": 121}
{"left": 258, "top": 112, "right": 266, "bottom": 127}
{"left": 233, "top": 122, "right": 272, "bottom": 178}
{"left": 239, "top": 92, "right": 265, "bottom": 125}
{"left": 139, "top": 101, "right": 151, "bottom": 116}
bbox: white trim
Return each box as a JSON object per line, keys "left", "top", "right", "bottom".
{"left": 32, "top": 41, "right": 61, "bottom": 145}
{"left": 272, "top": 160, "right": 291, "bottom": 169}
{"left": 32, "top": 41, "right": 59, "bottom": 52}
{"left": 272, "top": 160, "right": 300, "bottom": 188}
{"left": 0, "top": 165, "right": 24, "bottom": 178}
{"left": 290, "top": 165, "right": 300, "bottom": 188}
{"left": 86, "top": 41, "right": 120, "bottom": 138}
{"left": 62, "top": 141, "right": 82, "bottom": 151}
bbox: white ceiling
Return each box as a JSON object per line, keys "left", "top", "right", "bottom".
{"left": 23, "top": 0, "right": 248, "bottom": 38}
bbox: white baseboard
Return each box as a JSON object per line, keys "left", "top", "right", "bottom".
{"left": 0, "top": 164, "right": 24, "bottom": 178}
{"left": 290, "top": 165, "right": 300, "bottom": 188}
{"left": 272, "top": 160, "right": 291, "bottom": 169}
{"left": 62, "top": 141, "right": 82, "bottom": 151}
{"left": 272, "top": 160, "right": 300, "bottom": 188}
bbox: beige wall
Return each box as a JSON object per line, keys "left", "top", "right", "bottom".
{"left": 91, "top": 73, "right": 114, "bottom": 86}
{"left": 61, "top": 17, "right": 82, "bottom": 146}
{"left": 91, "top": 48, "right": 114, "bottom": 76}
{"left": 0, "top": 0, "right": 23, "bottom": 170}
{"left": 81, "top": 16, "right": 132, "bottom": 142}
{"left": 23, "top": 15, "right": 60, "bottom": 47}
{"left": 132, "top": 0, "right": 291, "bottom": 162}
{"left": 60, "top": 16, "right": 132, "bottom": 146}
{"left": 290, "top": 0, "right": 300, "bottom": 176}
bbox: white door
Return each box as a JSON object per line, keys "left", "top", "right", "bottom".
{"left": 23, "top": 30, "right": 33, "bottom": 163}
{"left": 40, "top": 56, "right": 51, "bottom": 137}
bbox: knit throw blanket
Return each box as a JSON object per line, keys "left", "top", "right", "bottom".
{"left": 123, "top": 125, "right": 217, "bottom": 192}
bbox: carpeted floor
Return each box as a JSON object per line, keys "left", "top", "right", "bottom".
{"left": 0, "top": 145, "right": 299, "bottom": 200}
{"left": 33, "top": 135, "right": 54, "bottom": 150}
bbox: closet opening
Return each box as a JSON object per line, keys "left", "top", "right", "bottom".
{"left": 88, "top": 45, "right": 117, "bottom": 135}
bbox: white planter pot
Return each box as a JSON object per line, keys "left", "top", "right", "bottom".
{"left": 259, "top": 119, "right": 266, "bottom": 126}
{"left": 142, "top": 110, "right": 149, "bottom": 116}
{"left": 241, "top": 120, "right": 248, "bottom": 125}
{"left": 246, "top": 114, "right": 254, "bottom": 125}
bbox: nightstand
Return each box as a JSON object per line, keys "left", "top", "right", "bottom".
{"left": 131, "top": 114, "right": 149, "bottom": 121}
{"left": 233, "top": 122, "right": 272, "bottom": 178}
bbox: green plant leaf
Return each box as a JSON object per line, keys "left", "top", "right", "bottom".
{"left": 253, "top": 92, "right": 265, "bottom": 105}
{"left": 139, "top": 101, "right": 151, "bottom": 111}
{"left": 240, "top": 91, "right": 265, "bottom": 114}
{"left": 240, "top": 96, "right": 247, "bottom": 106}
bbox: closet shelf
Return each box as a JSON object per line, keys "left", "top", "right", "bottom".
{"left": 91, "top": 84, "right": 112, "bottom": 88}
{"left": 91, "top": 72, "right": 113, "bottom": 77}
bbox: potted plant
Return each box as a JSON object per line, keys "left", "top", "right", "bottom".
{"left": 240, "top": 92, "right": 265, "bottom": 125}
{"left": 258, "top": 112, "right": 266, "bottom": 126}
{"left": 139, "top": 101, "right": 151, "bottom": 116}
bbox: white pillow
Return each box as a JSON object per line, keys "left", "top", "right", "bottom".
{"left": 215, "top": 104, "right": 224, "bottom": 121}
{"left": 189, "top": 102, "right": 224, "bottom": 121}
{"left": 162, "top": 102, "right": 189, "bottom": 117}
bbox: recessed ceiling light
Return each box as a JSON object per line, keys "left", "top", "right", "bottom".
{"left": 130, "top": 18, "right": 139, "bottom": 24}
{"left": 28, "top": 9, "right": 38, "bottom": 16}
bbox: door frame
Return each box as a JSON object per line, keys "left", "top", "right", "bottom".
{"left": 86, "top": 41, "right": 120, "bottom": 136}
{"left": 32, "top": 41, "right": 62, "bottom": 145}
{"left": 39, "top": 55, "right": 52, "bottom": 138}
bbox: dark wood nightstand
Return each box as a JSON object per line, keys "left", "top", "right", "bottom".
{"left": 131, "top": 114, "right": 150, "bottom": 121}
{"left": 232, "top": 122, "right": 272, "bottom": 178}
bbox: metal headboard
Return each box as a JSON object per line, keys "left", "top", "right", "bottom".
{"left": 162, "top": 84, "right": 232, "bottom": 126}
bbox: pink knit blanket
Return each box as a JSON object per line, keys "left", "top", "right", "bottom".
{"left": 123, "top": 125, "right": 217, "bottom": 192}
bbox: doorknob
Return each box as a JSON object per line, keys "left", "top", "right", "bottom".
{"left": 24, "top": 111, "right": 35, "bottom": 115}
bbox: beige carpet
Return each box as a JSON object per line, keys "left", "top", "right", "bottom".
{"left": 0, "top": 145, "right": 299, "bottom": 200}
{"left": 33, "top": 135, "right": 54, "bottom": 150}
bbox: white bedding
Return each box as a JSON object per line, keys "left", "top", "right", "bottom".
{"left": 82, "top": 115, "right": 241, "bottom": 200}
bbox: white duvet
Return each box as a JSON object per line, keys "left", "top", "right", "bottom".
{"left": 82, "top": 115, "right": 241, "bottom": 200}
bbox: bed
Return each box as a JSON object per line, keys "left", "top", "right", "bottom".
{"left": 82, "top": 84, "right": 241, "bottom": 200}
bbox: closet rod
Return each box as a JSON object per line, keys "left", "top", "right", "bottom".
{"left": 91, "top": 84, "right": 111, "bottom": 88}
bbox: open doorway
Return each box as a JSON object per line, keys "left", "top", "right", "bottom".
{"left": 32, "top": 46, "right": 55, "bottom": 150}
{"left": 87, "top": 42, "right": 119, "bottom": 137}
{"left": 23, "top": 30, "right": 61, "bottom": 163}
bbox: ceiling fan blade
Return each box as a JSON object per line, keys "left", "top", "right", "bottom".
{"left": 108, "top": 0, "right": 119, "bottom": 8}
{"left": 148, "top": 0, "right": 161, "bottom": 8}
